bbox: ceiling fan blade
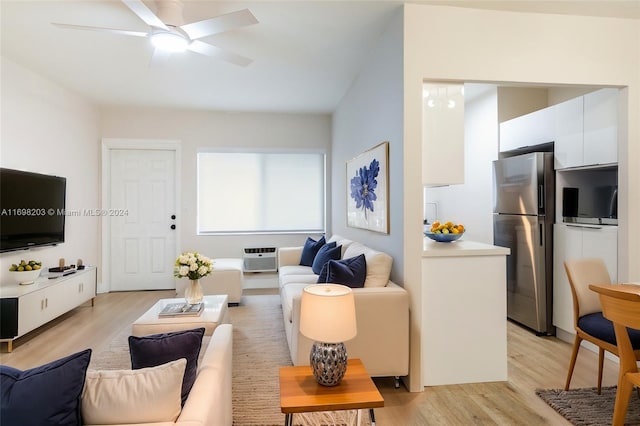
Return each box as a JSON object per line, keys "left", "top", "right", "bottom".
{"left": 180, "top": 9, "right": 258, "bottom": 40}
{"left": 122, "top": 0, "right": 168, "bottom": 30}
{"left": 52, "top": 22, "right": 148, "bottom": 38}
{"left": 187, "top": 40, "right": 253, "bottom": 67}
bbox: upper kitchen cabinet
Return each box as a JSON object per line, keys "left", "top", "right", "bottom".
{"left": 499, "top": 106, "right": 555, "bottom": 152}
{"left": 553, "top": 96, "right": 583, "bottom": 169}
{"left": 583, "top": 88, "right": 618, "bottom": 167}
{"left": 554, "top": 88, "right": 618, "bottom": 169}
{"left": 423, "top": 82, "right": 464, "bottom": 186}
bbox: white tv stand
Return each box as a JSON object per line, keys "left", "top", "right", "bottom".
{"left": 0, "top": 266, "right": 97, "bottom": 352}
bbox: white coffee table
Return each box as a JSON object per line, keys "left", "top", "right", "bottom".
{"left": 132, "top": 295, "right": 229, "bottom": 337}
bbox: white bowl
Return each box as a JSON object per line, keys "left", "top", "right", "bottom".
{"left": 9, "top": 269, "right": 42, "bottom": 285}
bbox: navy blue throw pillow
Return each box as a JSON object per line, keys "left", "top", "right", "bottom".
{"left": 0, "top": 348, "right": 92, "bottom": 426}
{"left": 311, "top": 242, "right": 340, "bottom": 275}
{"left": 317, "top": 254, "right": 367, "bottom": 288}
{"left": 300, "top": 236, "right": 326, "bottom": 266}
{"left": 129, "top": 327, "right": 205, "bottom": 406}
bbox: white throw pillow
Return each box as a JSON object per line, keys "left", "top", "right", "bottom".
{"left": 81, "top": 358, "right": 186, "bottom": 425}
{"left": 342, "top": 242, "right": 392, "bottom": 287}
{"left": 327, "top": 235, "right": 353, "bottom": 256}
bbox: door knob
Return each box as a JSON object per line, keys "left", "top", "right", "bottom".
{"left": 171, "top": 224, "right": 176, "bottom": 230}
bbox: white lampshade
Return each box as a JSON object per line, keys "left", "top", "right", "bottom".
{"left": 300, "top": 284, "right": 357, "bottom": 343}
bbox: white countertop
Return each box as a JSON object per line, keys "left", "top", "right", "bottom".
{"left": 423, "top": 238, "right": 510, "bottom": 257}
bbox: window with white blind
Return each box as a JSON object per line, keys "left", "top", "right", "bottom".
{"left": 197, "top": 151, "right": 325, "bottom": 234}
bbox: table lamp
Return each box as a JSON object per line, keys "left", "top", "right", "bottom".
{"left": 300, "top": 284, "right": 357, "bottom": 386}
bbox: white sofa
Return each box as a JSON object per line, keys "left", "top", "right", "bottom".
{"left": 278, "top": 235, "right": 409, "bottom": 387}
{"left": 84, "top": 324, "right": 233, "bottom": 426}
{"left": 175, "top": 323, "right": 233, "bottom": 426}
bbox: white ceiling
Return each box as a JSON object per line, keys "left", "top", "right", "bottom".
{"left": 2, "top": 1, "right": 639, "bottom": 114}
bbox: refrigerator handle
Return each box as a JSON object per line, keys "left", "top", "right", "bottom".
{"left": 538, "top": 185, "right": 544, "bottom": 210}
{"left": 539, "top": 223, "right": 544, "bottom": 246}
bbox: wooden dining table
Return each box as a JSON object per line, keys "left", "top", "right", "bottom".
{"left": 589, "top": 282, "right": 640, "bottom": 426}
{"left": 589, "top": 283, "right": 640, "bottom": 299}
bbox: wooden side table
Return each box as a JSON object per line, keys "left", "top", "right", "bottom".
{"left": 279, "top": 358, "right": 384, "bottom": 426}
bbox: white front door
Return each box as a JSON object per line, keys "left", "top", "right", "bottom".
{"left": 109, "top": 149, "right": 177, "bottom": 291}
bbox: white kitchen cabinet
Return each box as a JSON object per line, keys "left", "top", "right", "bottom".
{"left": 584, "top": 88, "right": 618, "bottom": 166}
{"left": 1, "top": 267, "right": 97, "bottom": 351}
{"left": 553, "top": 96, "right": 584, "bottom": 169}
{"left": 554, "top": 88, "right": 618, "bottom": 169}
{"left": 423, "top": 83, "right": 464, "bottom": 186}
{"left": 422, "top": 240, "right": 510, "bottom": 386}
{"left": 553, "top": 224, "right": 617, "bottom": 334}
{"left": 499, "top": 106, "right": 555, "bottom": 152}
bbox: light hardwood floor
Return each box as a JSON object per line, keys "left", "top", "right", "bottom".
{"left": 0, "top": 289, "right": 620, "bottom": 425}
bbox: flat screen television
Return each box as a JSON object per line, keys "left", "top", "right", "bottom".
{"left": 0, "top": 168, "right": 66, "bottom": 252}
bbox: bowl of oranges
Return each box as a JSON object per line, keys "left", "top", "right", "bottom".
{"left": 424, "top": 221, "right": 465, "bottom": 243}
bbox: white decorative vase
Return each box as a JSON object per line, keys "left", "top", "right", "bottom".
{"left": 184, "top": 279, "right": 204, "bottom": 304}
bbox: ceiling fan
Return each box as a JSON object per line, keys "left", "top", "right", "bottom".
{"left": 52, "top": 0, "right": 258, "bottom": 66}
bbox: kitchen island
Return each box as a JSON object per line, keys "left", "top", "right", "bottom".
{"left": 422, "top": 238, "right": 510, "bottom": 387}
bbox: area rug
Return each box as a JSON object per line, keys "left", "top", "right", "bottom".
{"left": 536, "top": 386, "right": 640, "bottom": 425}
{"left": 229, "top": 293, "right": 291, "bottom": 425}
{"left": 88, "top": 325, "right": 132, "bottom": 369}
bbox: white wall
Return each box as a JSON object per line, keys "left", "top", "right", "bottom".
{"left": 0, "top": 57, "right": 101, "bottom": 285}
{"left": 424, "top": 84, "right": 498, "bottom": 245}
{"left": 331, "top": 8, "right": 405, "bottom": 283}
{"left": 497, "top": 87, "right": 548, "bottom": 122}
{"left": 403, "top": 4, "right": 640, "bottom": 391}
{"left": 548, "top": 87, "right": 596, "bottom": 105}
{"left": 100, "top": 107, "right": 331, "bottom": 260}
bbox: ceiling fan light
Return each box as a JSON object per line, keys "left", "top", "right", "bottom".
{"left": 151, "top": 31, "right": 188, "bottom": 52}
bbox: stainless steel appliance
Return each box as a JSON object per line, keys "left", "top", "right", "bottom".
{"left": 493, "top": 152, "right": 555, "bottom": 335}
{"left": 562, "top": 185, "right": 618, "bottom": 226}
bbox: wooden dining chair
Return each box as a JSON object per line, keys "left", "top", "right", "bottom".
{"left": 589, "top": 283, "right": 640, "bottom": 426}
{"left": 563, "top": 258, "right": 640, "bottom": 394}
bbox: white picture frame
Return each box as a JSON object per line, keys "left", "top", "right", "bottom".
{"left": 346, "top": 141, "right": 389, "bottom": 234}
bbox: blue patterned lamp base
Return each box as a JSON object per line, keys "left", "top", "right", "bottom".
{"left": 310, "top": 341, "right": 348, "bottom": 386}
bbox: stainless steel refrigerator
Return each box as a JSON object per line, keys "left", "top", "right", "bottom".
{"left": 493, "top": 152, "right": 555, "bottom": 335}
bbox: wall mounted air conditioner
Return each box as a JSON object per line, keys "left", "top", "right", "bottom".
{"left": 243, "top": 247, "right": 277, "bottom": 272}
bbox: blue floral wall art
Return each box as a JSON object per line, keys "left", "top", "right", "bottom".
{"left": 350, "top": 158, "right": 379, "bottom": 216}
{"left": 346, "top": 142, "right": 389, "bottom": 233}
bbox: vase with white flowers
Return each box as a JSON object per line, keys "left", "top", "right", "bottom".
{"left": 174, "top": 252, "right": 214, "bottom": 304}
